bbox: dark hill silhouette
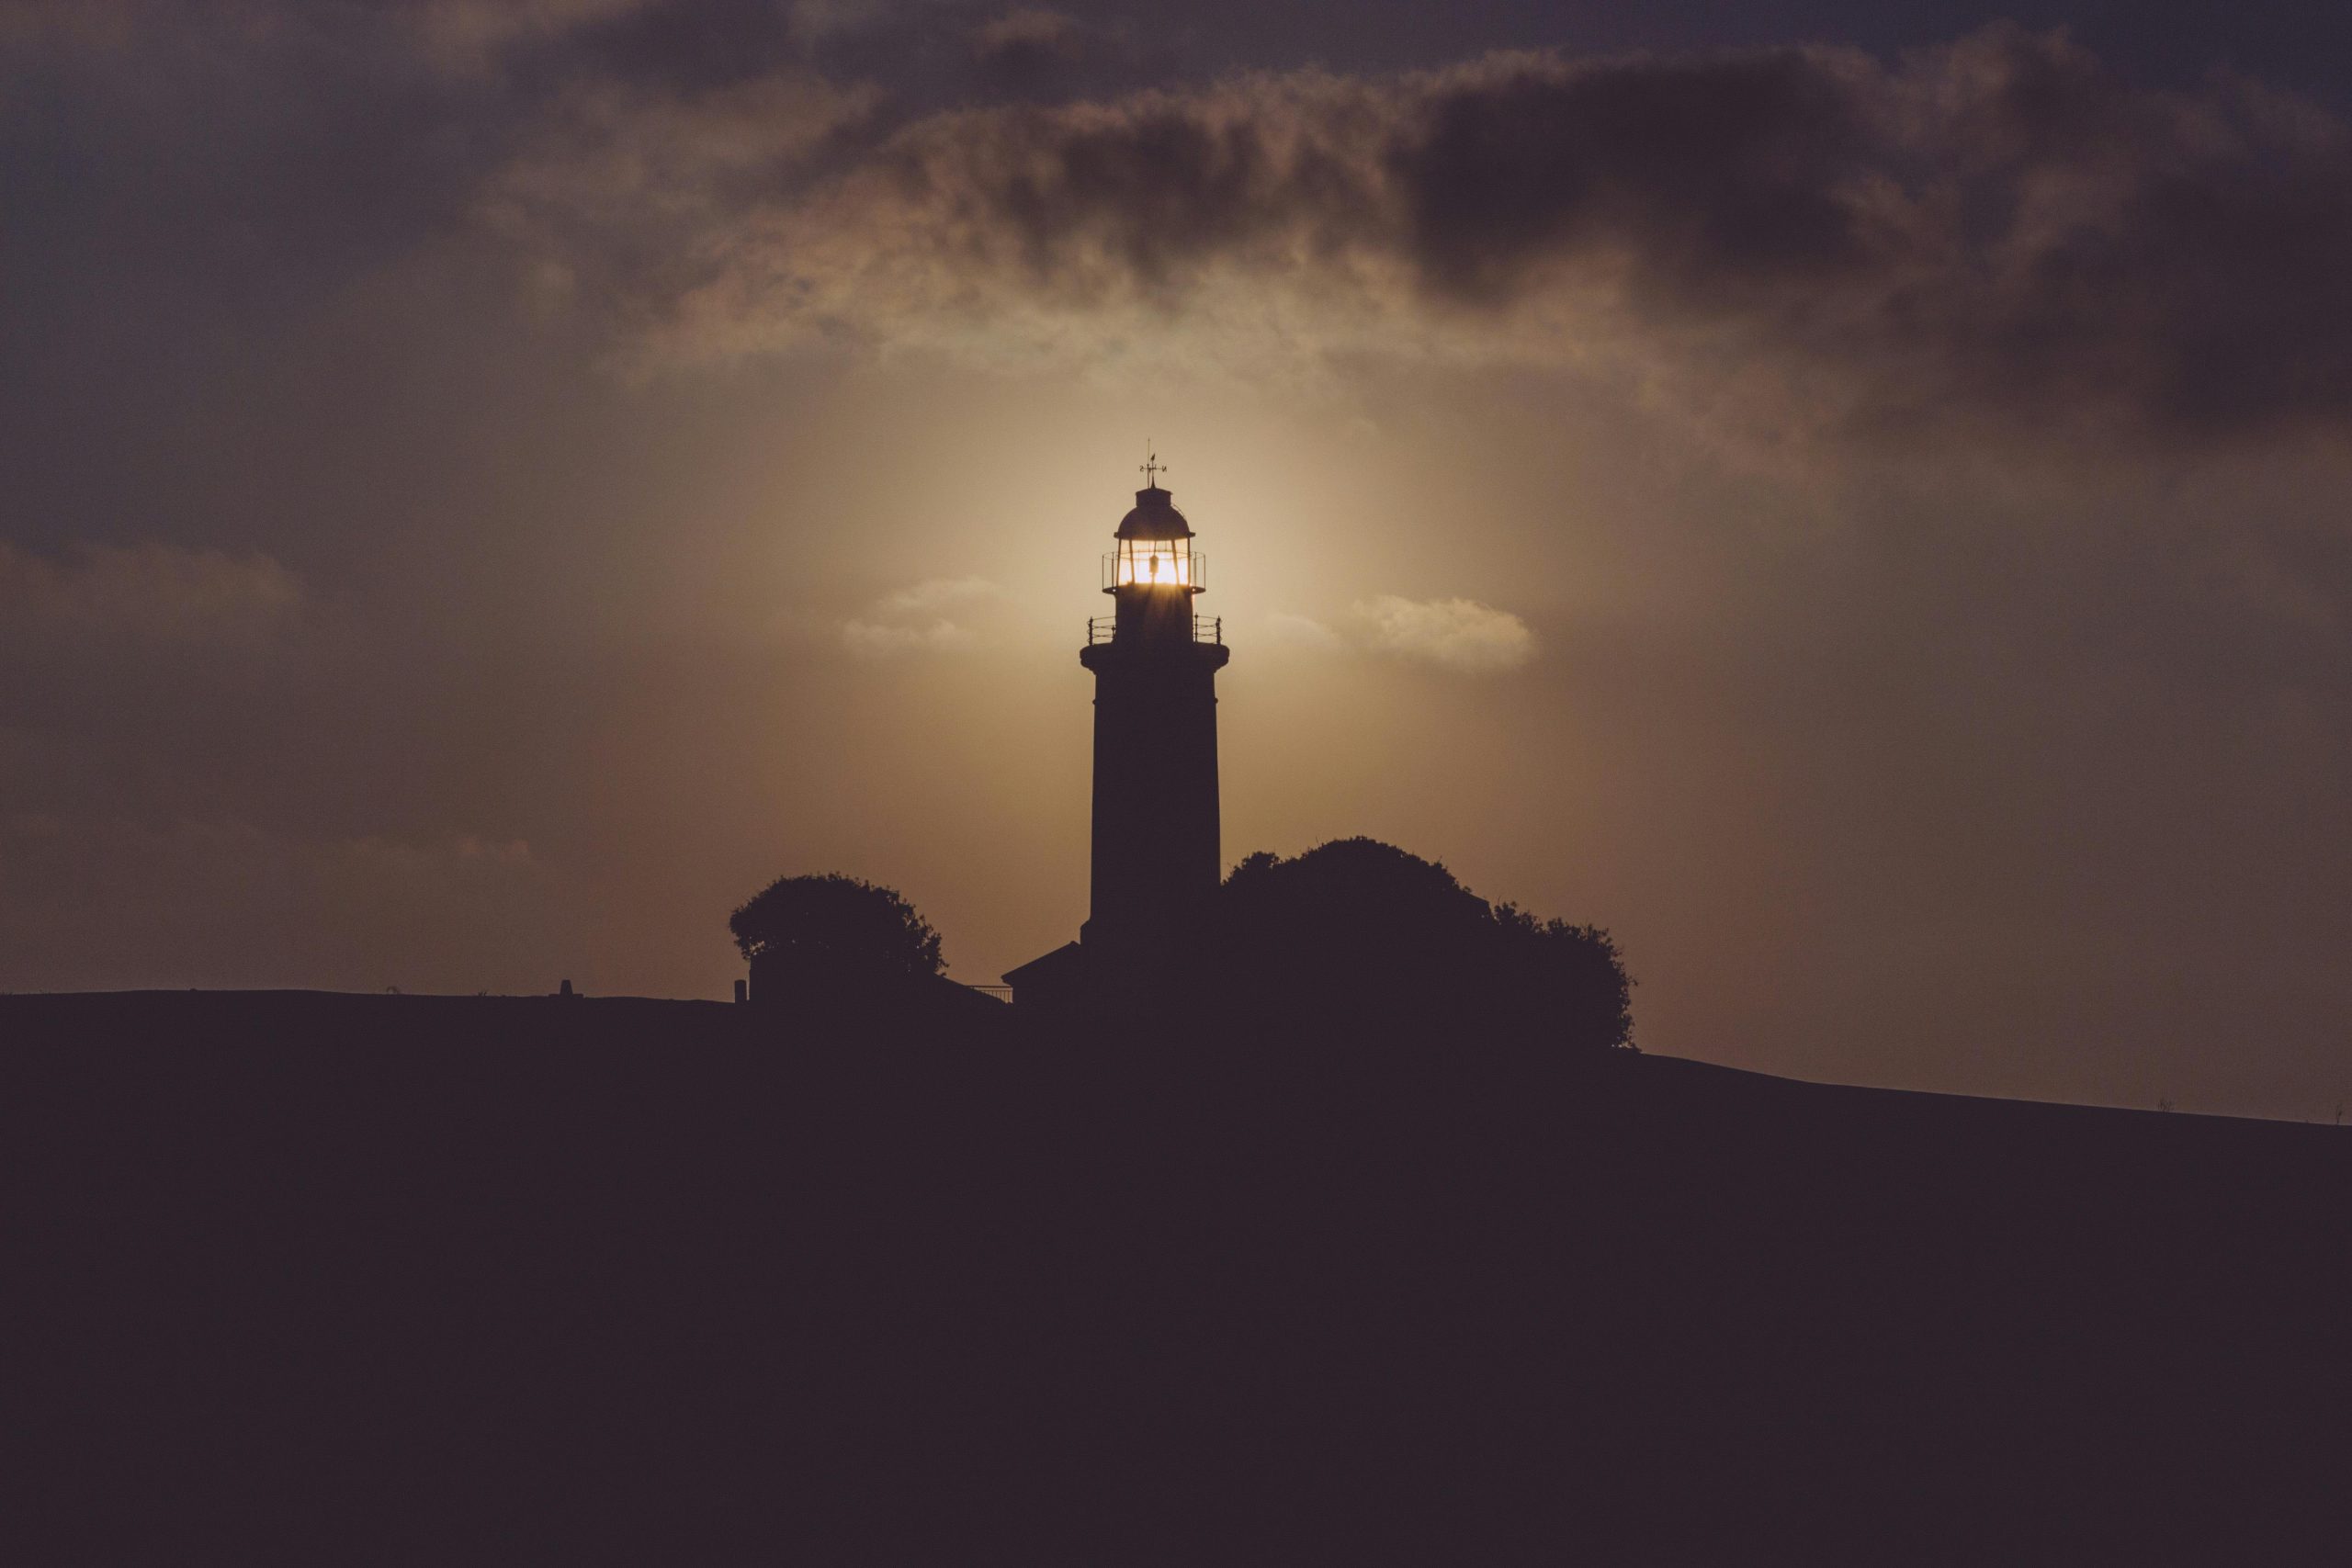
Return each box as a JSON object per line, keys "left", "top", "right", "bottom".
{"left": 7, "top": 989, "right": 2349, "bottom": 1563}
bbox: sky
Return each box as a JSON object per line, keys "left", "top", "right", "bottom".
{"left": 5, "top": 0, "right": 2350, "bottom": 1119}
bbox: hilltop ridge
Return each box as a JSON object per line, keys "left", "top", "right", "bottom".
{"left": 8, "top": 990, "right": 2346, "bottom": 1563}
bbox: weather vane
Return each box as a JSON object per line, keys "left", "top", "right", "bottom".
{"left": 1140, "top": 441, "right": 1166, "bottom": 487}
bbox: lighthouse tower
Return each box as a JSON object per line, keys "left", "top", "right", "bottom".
{"left": 1002, "top": 456, "right": 1230, "bottom": 1010}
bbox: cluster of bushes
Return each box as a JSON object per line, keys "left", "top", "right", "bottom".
{"left": 730, "top": 839, "right": 1634, "bottom": 1054}
{"left": 1207, "top": 839, "right": 1634, "bottom": 1053}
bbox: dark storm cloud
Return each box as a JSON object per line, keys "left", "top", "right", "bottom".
{"left": 39, "top": 7, "right": 2344, "bottom": 446}
{"left": 515, "top": 26, "right": 2352, "bottom": 443}
{"left": 1393, "top": 47, "right": 1884, "bottom": 303}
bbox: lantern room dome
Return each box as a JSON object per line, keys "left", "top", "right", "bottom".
{"left": 1115, "top": 484, "right": 1193, "bottom": 540}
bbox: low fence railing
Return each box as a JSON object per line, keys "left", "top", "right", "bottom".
{"left": 1087, "top": 616, "right": 1223, "bottom": 646}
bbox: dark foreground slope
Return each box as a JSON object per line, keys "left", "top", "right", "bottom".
{"left": 6, "top": 991, "right": 2349, "bottom": 1564}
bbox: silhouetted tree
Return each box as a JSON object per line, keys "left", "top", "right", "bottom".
{"left": 1206, "top": 838, "right": 1634, "bottom": 1053}
{"left": 1488, "top": 903, "right": 1636, "bottom": 1054}
{"left": 1217, "top": 838, "right": 1491, "bottom": 987}
{"left": 729, "top": 874, "right": 944, "bottom": 984}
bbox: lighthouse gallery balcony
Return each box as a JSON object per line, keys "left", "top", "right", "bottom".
{"left": 1088, "top": 615, "right": 1223, "bottom": 647}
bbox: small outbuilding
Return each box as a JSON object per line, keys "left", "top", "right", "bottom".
{"left": 1001, "top": 941, "right": 1087, "bottom": 1016}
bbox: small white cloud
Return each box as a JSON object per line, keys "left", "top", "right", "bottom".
{"left": 842, "top": 617, "right": 974, "bottom": 657}
{"left": 840, "top": 576, "right": 1001, "bottom": 656}
{"left": 1353, "top": 594, "right": 1536, "bottom": 674}
{"left": 876, "top": 576, "right": 1003, "bottom": 615}
{"left": 1263, "top": 612, "right": 1344, "bottom": 649}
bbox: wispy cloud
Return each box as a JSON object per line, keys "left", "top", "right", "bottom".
{"left": 842, "top": 617, "right": 977, "bottom": 656}
{"left": 876, "top": 576, "right": 1004, "bottom": 615}
{"left": 0, "top": 813, "right": 548, "bottom": 991}
{"left": 1353, "top": 595, "right": 1535, "bottom": 673}
{"left": 841, "top": 576, "right": 1004, "bottom": 656}
{"left": 0, "top": 542, "right": 302, "bottom": 649}
{"left": 1262, "top": 612, "right": 1345, "bottom": 649}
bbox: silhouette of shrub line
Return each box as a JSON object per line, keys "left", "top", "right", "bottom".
{"left": 729, "top": 840, "right": 1634, "bottom": 1053}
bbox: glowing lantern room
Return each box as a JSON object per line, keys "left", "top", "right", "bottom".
{"left": 1102, "top": 484, "right": 1204, "bottom": 595}
{"left": 1114, "top": 537, "right": 1193, "bottom": 589}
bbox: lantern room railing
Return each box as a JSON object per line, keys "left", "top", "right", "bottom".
{"left": 1088, "top": 615, "right": 1223, "bottom": 646}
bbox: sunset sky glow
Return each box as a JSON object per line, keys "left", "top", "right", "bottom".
{"left": 6, "top": 0, "right": 2352, "bottom": 1117}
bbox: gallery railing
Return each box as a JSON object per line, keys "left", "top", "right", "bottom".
{"left": 1086, "top": 615, "right": 1223, "bottom": 646}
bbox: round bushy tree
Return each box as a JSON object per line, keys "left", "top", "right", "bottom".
{"left": 729, "top": 874, "right": 944, "bottom": 981}
{"left": 1218, "top": 839, "right": 1494, "bottom": 987}
{"left": 1209, "top": 838, "right": 1634, "bottom": 1052}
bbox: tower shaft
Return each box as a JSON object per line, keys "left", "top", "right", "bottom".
{"left": 1081, "top": 639, "right": 1227, "bottom": 942}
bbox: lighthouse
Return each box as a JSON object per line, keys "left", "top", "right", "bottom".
{"left": 1003, "top": 456, "right": 1230, "bottom": 1010}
